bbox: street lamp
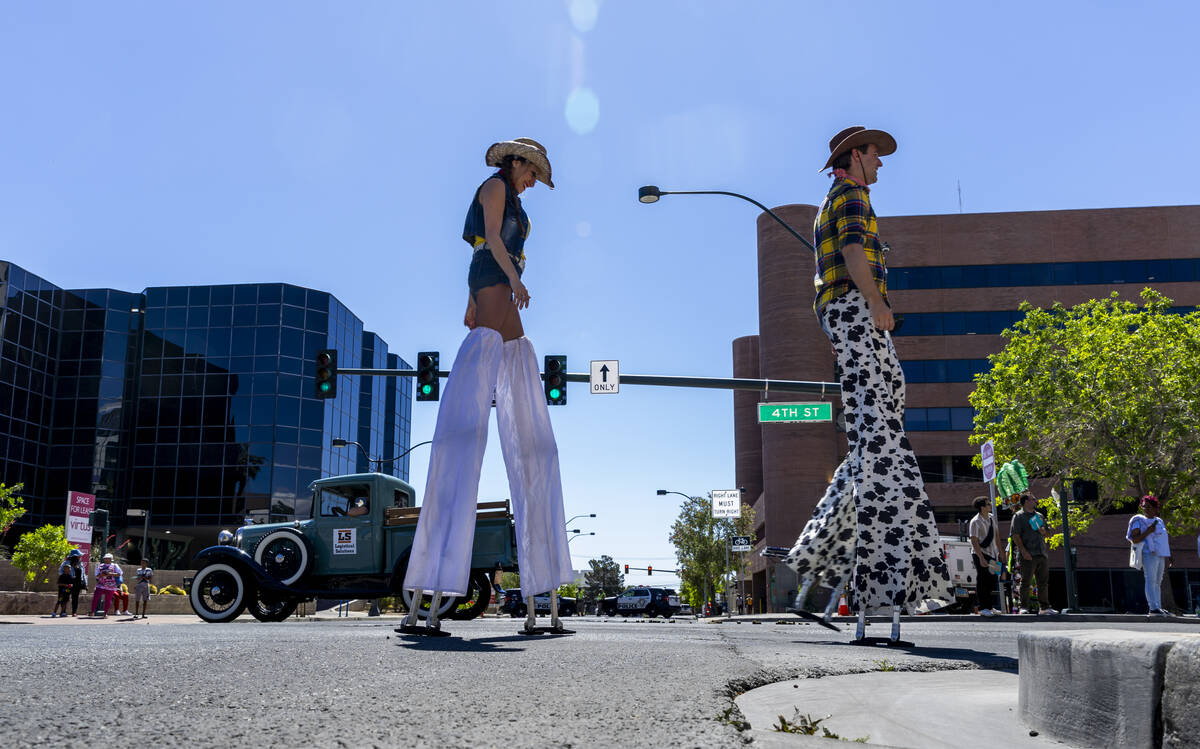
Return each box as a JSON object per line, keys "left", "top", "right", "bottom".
{"left": 332, "top": 438, "right": 432, "bottom": 474}
{"left": 126, "top": 508, "right": 150, "bottom": 564}
{"left": 658, "top": 488, "right": 713, "bottom": 611}
{"left": 637, "top": 186, "right": 816, "bottom": 251}
{"left": 567, "top": 532, "right": 595, "bottom": 544}
{"left": 566, "top": 513, "right": 596, "bottom": 527}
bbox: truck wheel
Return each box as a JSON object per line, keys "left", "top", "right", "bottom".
{"left": 447, "top": 570, "right": 493, "bottom": 620}
{"left": 191, "top": 563, "right": 251, "bottom": 623}
{"left": 253, "top": 530, "right": 310, "bottom": 586}
{"left": 249, "top": 592, "right": 299, "bottom": 622}
{"left": 645, "top": 605, "right": 658, "bottom": 619}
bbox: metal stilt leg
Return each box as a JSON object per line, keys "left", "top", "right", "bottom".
{"left": 823, "top": 583, "right": 842, "bottom": 620}
{"left": 855, "top": 608, "right": 867, "bottom": 640}
{"left": 395, "top": 589, "right": 451, "bottom": 637}
{"left": 795, "top": 577, "right": 814, "bottom": 611}
{"left": 787, "top": 575, "right": 841, "bottom": 631}
{"left": 520, "top": 597, "right": 541, "bottom": 635}
{"left": 548, "top": 594, "right": 574, "bottom": 634}
{"left": 890, "top": 605, "right": 901, "bottom": 642}
{"left": 402, "top": 590, "right": 421, "bottom": 627}
{"left": 427, "top": 592, "right": 442, "bottom": 630}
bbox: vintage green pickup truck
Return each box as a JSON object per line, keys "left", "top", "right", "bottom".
{"left": 188, "top": 472, "right": 518, "bottom": 623}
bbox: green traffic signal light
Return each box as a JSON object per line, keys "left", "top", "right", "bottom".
{"left": 416, "top": 351, "right": 440, "bottom": 401}
{"left": 544, "top": 355, "right": 566, "bottom": 405}
{"left": 314, "top": 349, "right": 338, "bottom": 399}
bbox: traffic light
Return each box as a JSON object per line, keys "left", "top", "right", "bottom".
{"left": 416, "top": 351, "right": 440, "bottom": 401}
{"left": 647, "top": 565, "right": 653, "bottom": 576}
{"left": 624, "top": 564, "right": 629, "bottom": 575}
{"left": 88, "top": 509, "right": 108, "bottom": 526}
{"left": 314, "top": 349, "right": 338, "bottom": 399}
{"left": 544, "top": 354, "right": 566, "bottom": 405}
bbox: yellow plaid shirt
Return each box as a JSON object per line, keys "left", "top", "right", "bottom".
{"left": 813, "top": 177, "right": 888, "bottom": 315}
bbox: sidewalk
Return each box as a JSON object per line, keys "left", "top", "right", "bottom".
{"left": 736, "top": 669, "right": 1059, "bottom": 749}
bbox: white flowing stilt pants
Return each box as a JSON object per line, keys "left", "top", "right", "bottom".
{"left": 496, "top": 337, "right": 573, "bottom": 598}
{"left": 401, "top": 330, "right": 572, "bottom": 600}
{"left": 402, "top": 328, "right": 502, "bottom": 597}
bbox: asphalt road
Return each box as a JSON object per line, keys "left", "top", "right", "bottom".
{"left": 2, "top": 614, "right": 1197, "bottom": 748}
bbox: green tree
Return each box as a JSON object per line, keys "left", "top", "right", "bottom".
{"left": 557, "top": 582, "right": 582, "bottom": 600}
{"left": 582, "top": 555, "right": 624, "bottom": 600}
{"left": 499, "top": 572, "right": 521, "bottom": 591}
{"left": 668, "top": 495, "right": 756, "bottom": 608}
{"left": 0, "top": 482, "right": 26, "bottom": 549}
{"left": 11, "top": 525, "right": 74, "bottom": 590}
{"left": 969, "top": 289, "right": 1200, "bottom": 540}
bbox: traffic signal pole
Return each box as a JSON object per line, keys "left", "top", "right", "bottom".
{"left": 334, "top": 367, "right": 842, "bottom": 397}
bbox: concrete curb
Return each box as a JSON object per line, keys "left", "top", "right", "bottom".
{"left": 1019, "top": 629, "right": 1200, "bottom": 748}
{"left": 1163, "top": 637, "right": 1200, "bottom": 749}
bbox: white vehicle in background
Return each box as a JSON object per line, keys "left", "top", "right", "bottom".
{"left": 940, "top": 536, "right": 979, "bottom": 609}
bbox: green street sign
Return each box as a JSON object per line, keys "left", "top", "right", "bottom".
{"left": 757, "top": 402, "right": 833, "bottom": 423}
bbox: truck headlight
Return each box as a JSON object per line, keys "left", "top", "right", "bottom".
{"left": 217, "top": 530, "right": 234, "bottom": 545}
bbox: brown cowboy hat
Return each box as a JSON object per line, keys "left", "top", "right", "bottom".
{"left": 820, "top": 126, "right": 897, "bottom": 171}
{"left": 485, "top": 137, "right": 555, "bottom": 188}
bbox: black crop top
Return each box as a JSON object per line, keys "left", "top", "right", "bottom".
{"left": 462, "top": 173, "right": 530, "bottom": 270}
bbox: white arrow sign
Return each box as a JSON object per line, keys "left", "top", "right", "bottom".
{"left": 590, "top": 360, "right": 619, "bottom": 394}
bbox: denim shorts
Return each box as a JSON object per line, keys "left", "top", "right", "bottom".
{"left": 468, "top": 248, "right": 522, "bottom": 295}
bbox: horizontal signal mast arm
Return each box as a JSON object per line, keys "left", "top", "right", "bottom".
{"left": 336, "top": 367, "right": 840, "bottom": 396}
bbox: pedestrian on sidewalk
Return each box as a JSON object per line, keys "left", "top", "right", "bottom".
{"left": 52, "top": 557, "right": 74, "bottom": 617}
{"left": 66, "top": 549, "right": 87, "bottom": 617}
{"left": 111, "top": 573, "right": 131, "bottom": 617}
{"left": 1010, "top": 494, "right": 1057, "bottom": 615}
{"left": 133, "top": 559, "right": 153, "bottom": 618}
{"left": 91, "top": 553, "right": 121, "bottom": 618}
{"left": 784, "top": 126, "right": 953, "bottom": 633}
{"left": 1127, "top": 495, "right": 1172, "bottom": 617}
{"left": 968, "top": 496, "right": 1001, "bottom": 617}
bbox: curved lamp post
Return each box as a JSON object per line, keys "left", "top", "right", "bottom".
{"left": 332, "top": 438, "right": 432, "bottom": 473}
{"left": 566, "top": 513, "right": 596, "bottom": 527}
{"left": 637, "top": 186, "right": 815, "bottom": 252}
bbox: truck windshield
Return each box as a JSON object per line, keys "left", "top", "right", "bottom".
{"left": 317, "top": 483, "right": 371, "bottom": 517}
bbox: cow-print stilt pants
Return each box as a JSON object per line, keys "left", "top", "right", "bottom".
{"left": 785, "top": 290, "right": 952, "bottom": 612}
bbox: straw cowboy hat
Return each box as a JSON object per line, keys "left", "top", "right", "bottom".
{"left": 820, "top": 126, "right": 897, "bottom": 171}
{"left": 485, "top": 138, "right": 555, "bottom": 188}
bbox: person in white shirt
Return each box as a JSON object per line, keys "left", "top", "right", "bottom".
{"left": 1127, "top": 495, "right": 1172, "bottom": 617}
{"left": 969, "top": 496, "right": 1002, "bottom": 617}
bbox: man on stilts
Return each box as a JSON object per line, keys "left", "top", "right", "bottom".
{"left": 785, "top": 126, "right": 952, "bottom": 645}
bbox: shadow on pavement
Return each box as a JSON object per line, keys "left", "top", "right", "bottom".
{"left": 794, "top": 640, "right": 1017, "bottom": 670}
{"left": 392, "top": 634, "right": 534, "bottom": 653}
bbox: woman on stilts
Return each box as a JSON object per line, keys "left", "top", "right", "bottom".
{"left": 398, "top": 138, "right": 573, "bottom": 637}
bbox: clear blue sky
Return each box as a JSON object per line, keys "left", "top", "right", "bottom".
{"left": 3, "top": 2, "right": 1198, "bottom": 587}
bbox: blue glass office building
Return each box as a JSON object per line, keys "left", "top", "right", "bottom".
{"left": 1, "top": 261, "right": 411, "bottom": 565}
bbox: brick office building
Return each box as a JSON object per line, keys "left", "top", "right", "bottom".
{"left": 735, "top": 204, "right": 1200, "bottom": 613}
